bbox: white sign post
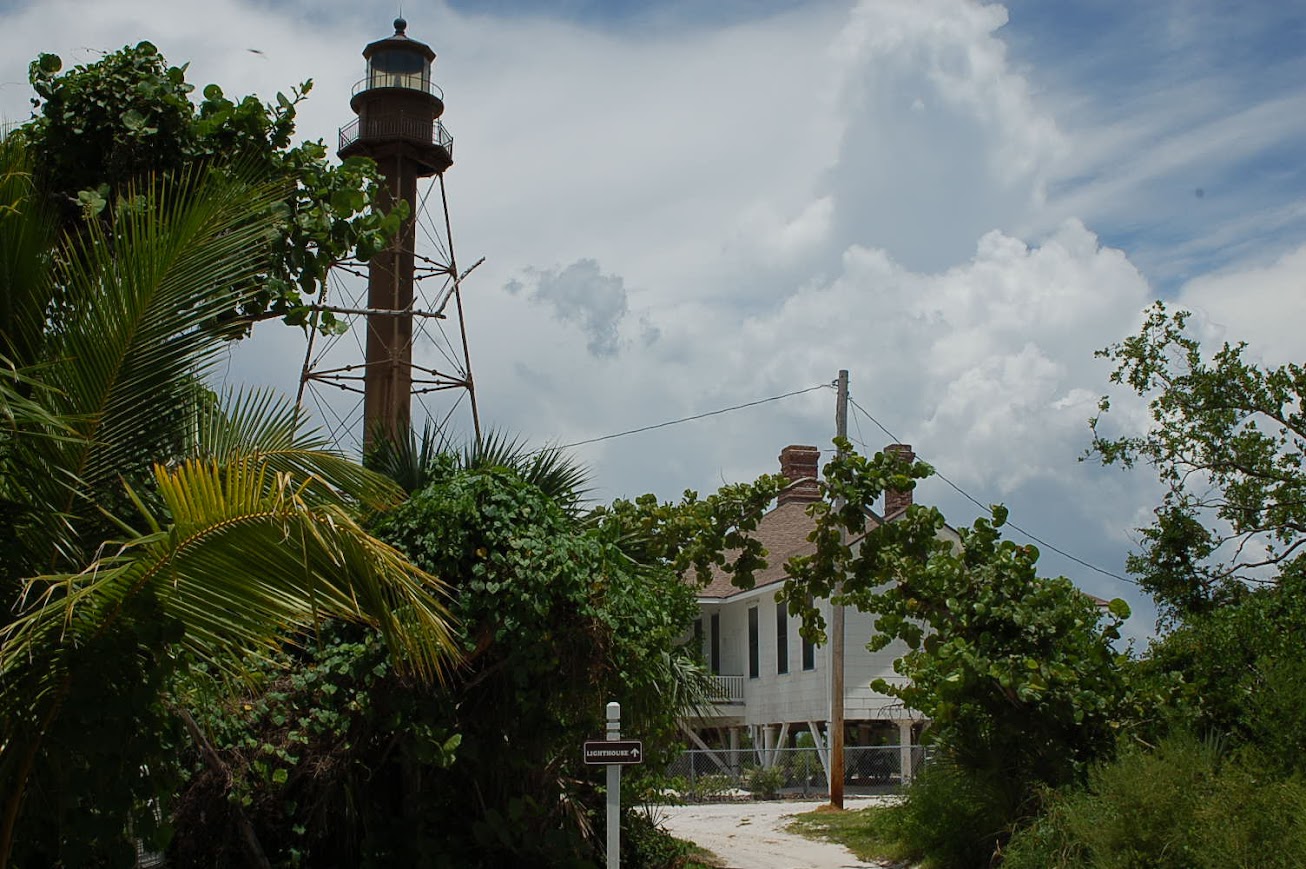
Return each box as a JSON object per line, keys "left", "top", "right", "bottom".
{"left": 583, "top": 702, "right": 642, "bottom": 867}
{"left": 605, "top": 701, "right": 621, "bottom": 869}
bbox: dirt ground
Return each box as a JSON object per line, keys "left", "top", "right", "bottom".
{"left": 656, "top": 796, "right": 898, "bottom": 869}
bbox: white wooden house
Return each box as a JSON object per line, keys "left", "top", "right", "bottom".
{"left": 681, "top": 444, "right": 949, "bottom": 781}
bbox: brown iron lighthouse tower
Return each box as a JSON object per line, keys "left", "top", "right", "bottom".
{"left": 302, "top": 18, "right": 479, "bottom": 454}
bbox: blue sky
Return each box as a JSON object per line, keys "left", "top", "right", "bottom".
{"left": 1001, "top": 0, "right": 1306, "bottom": 288}
{"left": 1, "top": 0, "right": 1303, "bottom": 642}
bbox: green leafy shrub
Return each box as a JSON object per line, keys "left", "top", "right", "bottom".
{"left": 171, "top": 624, "right": 462, "bottom": 868}
{"left": 745, "top": 764, "right": 785, "bottom": 800}
{"left": 622, "top": 807, "right": 701, "bottom": 869}
{"left": 683, "top": 773, "right": 734, "bottom": 803}
{"left": 885, "top": 760, "right": 1017, "bottom": 869}
{"left": 168, "top": 457, "right": 780, "bottom": 867}
{"left": 21, "top": 42, "right": 402, "bottom": 333}
{"left": 1003, "top": 732, "right": 1306, "bottom": 869}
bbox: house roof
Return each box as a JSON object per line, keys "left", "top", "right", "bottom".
{"left": 696, "top": 499, "right": 883, "bottom": 600}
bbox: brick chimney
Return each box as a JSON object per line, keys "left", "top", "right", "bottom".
{"left": 777, "top": 445, "right": 821, "bottom": 506}
{"left": 883, "top": 443, "right": 915, "bottom": 516}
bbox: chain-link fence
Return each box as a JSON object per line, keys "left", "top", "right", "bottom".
{"left": 664, "top": 745, "right": 928, "bottom": 801}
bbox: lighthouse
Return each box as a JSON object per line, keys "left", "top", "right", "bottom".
{"left": 333, "top": 18, "right": 471, "bottom": 452}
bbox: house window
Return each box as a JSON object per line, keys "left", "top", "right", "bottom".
{"left": 748, "top": 606, "right": 759, "bottom": 679}
{"left": 802, "top": 596, "right": 816, "bottom": 671}
{"left": 693, "top": 618, "right": 703, "bottom": 657}
{"left": 710, "top": 613, "right": 720, "bottom": 674}
{"left": 776, "top": 600, "right": 789, "bottom": 675}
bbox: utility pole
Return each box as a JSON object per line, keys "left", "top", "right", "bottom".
{"left": 830, "top": 369, "right": 849, "bottom": 809}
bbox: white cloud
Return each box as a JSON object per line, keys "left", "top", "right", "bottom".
{"left": 1177, "top": 242, "right": 1306, "bottom": 366}
{"left": 701, "top": 219, "right": 1153, "bottom": 497}
{"left": 507, "top": 259, "right": 631, "bottom": 358}
{"left": 815, "top": 0, "right": 1065, "bottom": 273}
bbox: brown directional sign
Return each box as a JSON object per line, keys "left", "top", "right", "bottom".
{"left": 584, "top": 740, "right": 643, "bottom": 765}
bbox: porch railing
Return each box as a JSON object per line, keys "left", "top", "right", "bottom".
{"left": 709, "top": 674, "right": 744, "bottom": 704}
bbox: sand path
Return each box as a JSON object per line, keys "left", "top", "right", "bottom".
{"left": 656, "top": 797, "right": 897, "bottom": 869}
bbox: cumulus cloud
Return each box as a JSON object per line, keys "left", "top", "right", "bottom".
{"left": 816, "top": 0, "right": 1065, "bottom": 272}
{"left": 712, "top": 219, "right": 1152, "bottom": 495}
{"left": 506, "top": 259, "right": 632, "bottom": 358}
{"left": 1176, "top": 241, "right": 1306, "bottom": 366}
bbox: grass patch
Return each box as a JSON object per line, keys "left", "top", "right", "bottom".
{"left": 672, "top": 839, "right": 727, "bottom": 869}
{"left": 784, "top": 803, "right": 912, "bottom": 864}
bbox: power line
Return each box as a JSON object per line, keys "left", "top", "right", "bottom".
{"left": 556, "top": 383, "right": 834, "bottom": 450}
{"left": 846, "top": 396, "right": 1135, "bottom": 586}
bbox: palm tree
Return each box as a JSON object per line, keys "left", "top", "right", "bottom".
{"left": 368, "top": 424, "right": 591, "bottom": 512}
{"left": 0, "top": 137, "right": 458, "bottom": 865}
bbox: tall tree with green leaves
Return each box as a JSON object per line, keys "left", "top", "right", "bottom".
{"left": 1091, "top": 301, "right": 1306, "bottom": 622}
{"left": 1091, "top": 302, "right": 1306, "bottom": 771}
{"left": 0, "top": 135, "right": 456, "bottom": 868}
{"left": 779, "top": 442, "right": 1133, "bottom": 861}
{"left": 19, "top": 41, "right": 403, "bottom": 335}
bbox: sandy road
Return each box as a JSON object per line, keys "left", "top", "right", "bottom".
{"left": 656, "top": 797, "right": 897, "bottom": 869}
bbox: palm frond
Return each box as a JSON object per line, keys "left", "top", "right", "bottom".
{"left": 1, "top": 457, "right": 458, "bottom": 700}
{"left": 11, "top": 167, "right": 290, "bottom": 569}
{"left": 0, "top": 133, "right": 56, "bottom": 367}
{"left": 650, "top": 647, "right": 719, "bottom": 720}
{"left": 43, "top": 168, "right": 288, "bottom": 496}
{"left": 365, "top": 420, "right": 455, "bottom": 494}
{"left": 0, "top": 357, "right": 90, "bottom": 582}
{"left": 0, "top": 356, "right": 80, "bottom": 439}
{"left": 191, "top": 387, "right": 405, "bottom": 511}
{"left": 465, "top": 431, "right": 591, "bottom": 511}
{"left": 370, "top": 425, "right": 591, "bottom": 507}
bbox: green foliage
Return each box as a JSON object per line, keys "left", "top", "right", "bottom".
{"left": 10, "top": 592, "right": 186, "bottom": 868}
{"left": 172, "top": 625, "right": 461, "bottom": 868}
{"left": 621, "top": 808, "right": 704, "bottom": 869}
{"left": 772, "top": 440, "right": 1133, "bottom": 865}
{"left": 1070, "top": 305, "right": 1306, "bottom": 866}
{"left": 1003, "top": 733, "right": 1306, "bottom": 869}
{"left": 367, "top": 425, "right": 591, "bottom": 511}
{"left": 744, "top": 764, "right": 785, "bottom": 799}
{"left": 174, "top": 455, "right": 775, "bottom": 866}
{"left": 1137, "top": 571, "right": 1306, "bottom": 773}
{"left": 784, "top": 308, "right": 1306, "bottom": 869}
{"left": 0, "top": 133, "right": 452, "bottom": 866}
{"left": 373, "top": 461, "right": 716, "bottom": 861}
{"left": 885, "top": 760, "right": 1021, "bottom": 869}
{"left": 1092, "top": 304, "right": 1306, "bottom": 770}
{"left": 1091, "top": 301, "right": 1306, "bottom": 623}
{"left": 26, "top": 45, "right": 194, "bottom": 202}
{"left": 20, "top": 42, "right": 403, "bottom": 334}
{"left": 591, "top": 474, "right": 784, "bottom": 589}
